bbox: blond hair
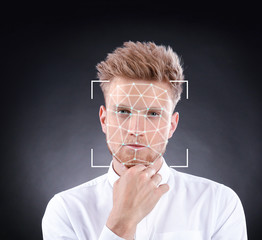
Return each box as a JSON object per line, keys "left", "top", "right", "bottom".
{"left": 96, "top": 41, "right": 184, "bottom": 106}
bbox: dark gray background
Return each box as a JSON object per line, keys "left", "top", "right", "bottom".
{"left": 1, "top": 2, "right": 261, "bottom": 239}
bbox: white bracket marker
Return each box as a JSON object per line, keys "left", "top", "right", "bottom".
{"left": 169, "top": 148, "right": 189, "bottom": 168}
{"left": 91, "top": 80, "right": 188, "bottom": 100}
{"left": 91, "top": 148, "right": 110, "bottom": 168}
{"left": 91, "top": 148, "right": 189, "bottom": 168}
{"left": 169, "top": 80, "right": 189, "bottom": 168}
{"left": 170, "top": 80, "right": 189, "bottom": 99}
{"left": 90, "top": 79, "right": 189, "bottom": 168}
{"left": 90, "top": 80, "right": 110, "bottom": 99}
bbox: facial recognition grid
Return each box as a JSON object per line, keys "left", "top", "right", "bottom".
{"left": 107, "top": 83, "right": 172, "bottom": 166}
{"left": 90, "top": 80, "right": 189, "bottom": 168}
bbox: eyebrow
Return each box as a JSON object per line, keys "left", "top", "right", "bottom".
{"left": 113, "top": 105, "right": 164, "bottom": 111}
{"left": 114, "top": 104, "right": 131, "bottom": 108}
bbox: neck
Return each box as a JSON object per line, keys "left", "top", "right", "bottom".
{"left": 112, "top": 156, "right": 164, "bottom": 176}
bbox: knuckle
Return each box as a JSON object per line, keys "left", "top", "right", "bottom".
{"left": 139, "top": 172, "right": 149, "bottom": 181}
{"left": 151, "top": 174, "right": 162, "bottom": 187}
{"left": 148, "top": 167, "right": 156, "bottom": 175}
{"left": 149, "top": 180, "right": 157, "bottom": 188}
{"left": 156, "top": 173, "right": 162, "bottom": 181}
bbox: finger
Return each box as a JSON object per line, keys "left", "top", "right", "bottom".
{"left": 155, "top": 183, "right": 169, "bottom": 197}
{"left": 151, "top": 173, "right": 162, "bottom": 186}
{"left": 142, "top": 167, "right": 156, "bottom": 178}
{"left": 129, "top": 164, "right": 147, "bottom": 172}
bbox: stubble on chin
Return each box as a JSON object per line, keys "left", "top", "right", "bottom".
{"left": 106, "top": 137, "right": 167, "bottom": 168}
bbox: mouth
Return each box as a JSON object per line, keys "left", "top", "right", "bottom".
{"left": 125, "top": 144, "right": 147, "bottom": 150}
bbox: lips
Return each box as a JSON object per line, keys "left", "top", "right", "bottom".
{"left": 125, "top": 144, "right": 147, "bottom": 149}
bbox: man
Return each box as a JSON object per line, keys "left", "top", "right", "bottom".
{"left": 42, "top": 41, "right": 248, "bottom": 239}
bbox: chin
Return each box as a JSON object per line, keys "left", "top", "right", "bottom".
{"left": 124, "top": 160, "right": 153, "bottom": 166}
{"left": 110, "top": 146, "right": 163, "bottom": 166}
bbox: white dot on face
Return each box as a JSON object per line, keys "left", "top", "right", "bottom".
{"left": 133, "top": 83, "right": 135, "bottom": 85}
{"left": 127, "top": 95, "right": 129, "bottom": 97}
{"left": 155, "top": 97, "right": 157, "bottom": 99}
{"left": 140, "top": 94, "right": 142, "bottom": 97}
{"left": 165, "top": 90, "right": 167, "bottom": 92}
{"left": 117, "top": 85, "right": 119, "bottom": 88}
{"left": 157, "top": 129, "right": 159, "bottom": 131}
{"left": 134, "top": 158, "right": 136, "bottom": 160}
{"left": 119, "top": 126, "right": 121, "bottom": 129}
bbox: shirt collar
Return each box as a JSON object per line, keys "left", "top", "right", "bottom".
{"left": 108, "top": 158, "right": 171, "bottom": 188}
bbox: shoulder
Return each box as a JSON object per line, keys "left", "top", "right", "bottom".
{"left": 169, "top": 168, "right": 240, "bottom": 201}
{"left": 61, "top": 173, "right": 108, "bottom": 193}
{"left": 49, "top": 173, "right": 109, "bottom": 206}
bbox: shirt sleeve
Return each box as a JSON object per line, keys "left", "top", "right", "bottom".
{"left": 42, "top": 194, "right": 77, "bottom": 240}
{"left": 211, "top": 185, "right": 248, "bottom": 240}
{"left": 98, "top": 225, "right": 126, "bottom": 240}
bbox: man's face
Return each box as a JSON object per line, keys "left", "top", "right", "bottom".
{"left": 100, "top": 77, "right": 178, "bottom": 167}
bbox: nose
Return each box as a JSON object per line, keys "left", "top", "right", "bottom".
{"left": 127, "top": 111, "right": 145, "bottom": 136}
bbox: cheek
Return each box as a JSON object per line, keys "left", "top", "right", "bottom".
{"left": 107, "top": 113, "right": 129, "bottom": 125}
{"left": 106, "top": 115, "right": 129, "bottom": 141}
{"left": 106, "top": 116, "right": 117, "bottom": 138}
{"left": 145, "top": 123, "right": 169, "bottom": 153}
{"left": 145, "top": 118, "right": 170, "bottom": 136}
{"left": 146, "top": 130, "right": 168, "bottom": 146}
{"left": 160, "top": 122, "right": 171, "bottom": 139}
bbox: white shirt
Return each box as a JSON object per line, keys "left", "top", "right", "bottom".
{"left": 42, "top": 159, "right": 247, "bottom": 240}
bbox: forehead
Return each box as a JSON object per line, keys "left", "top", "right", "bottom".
{"left": 107, "top": 78, "right": 173, "bottom": 111}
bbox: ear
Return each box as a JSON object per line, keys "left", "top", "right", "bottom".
{"left": 168, "top": 112, "right": 179, "bottom": 139}
{"left": 99, "top": 105, "right": 107, "bottom": 134}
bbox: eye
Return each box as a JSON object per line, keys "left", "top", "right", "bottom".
{"left": 117, "top": 109, "right": 130, "bottom": 115}
{"left": 148, "top": 112, "right": 159, "bottom": 117}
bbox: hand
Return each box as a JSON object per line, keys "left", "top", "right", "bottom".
{"left": 106, "top": 164, "right": 169, "bottom": 240}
